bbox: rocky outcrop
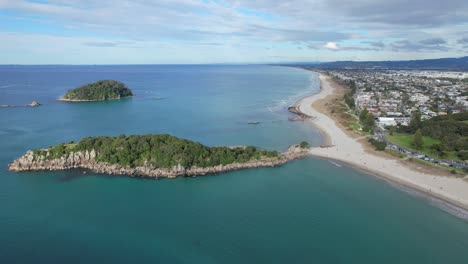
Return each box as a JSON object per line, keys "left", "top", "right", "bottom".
{"left": 8, "top": 145, "right": 310, "bottom": 179}
{"left": 1, "top": 101, "right": 41, "bottom": 108}
{"left": 29, "top": 101, "right": 41, "bottom": 107}
{"left": 288, "top": 106, "right": 312, "bottom": 121}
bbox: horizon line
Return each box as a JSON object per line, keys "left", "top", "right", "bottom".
{"left": 0, "top": 55, "right": 466, "bottom": 66}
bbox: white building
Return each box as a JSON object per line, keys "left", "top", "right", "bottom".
{"left": 378, "top": 117, "right": 397, "bottom": 127}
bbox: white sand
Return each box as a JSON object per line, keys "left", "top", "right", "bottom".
{"left": 298, "top": 73, "right": 468, "bottom": 210}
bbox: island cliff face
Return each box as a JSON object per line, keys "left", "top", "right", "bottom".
{"left": 8, "top": 146, "right": 309, "bottom": 178}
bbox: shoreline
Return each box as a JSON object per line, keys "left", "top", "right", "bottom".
{"left": 58, "top": 95, "right": 134, "bottom": 102}
{"left": 8, "top": 145, "right": 310, "bottom": 179}
{"left": 294, "top": 71, "right": 468, "bottom": 212}
{"left": 292, "top": 81, "right": 333, "bottom": 147}
{"left": 317, "top": 154, "right": 468, "bottom": 217}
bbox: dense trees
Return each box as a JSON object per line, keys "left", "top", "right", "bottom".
{"left": 37, "top": 134, "right": 281, "bottom": 168}
{"left": 457, "top": 150, "right": 468, "bottom": 160}
{"left": 359, "top": 108, "right": 375, "bottom": 133}
{"left": 412, "top": 129, "right": 423, "bottom": 150}
{"left": 342, "top": 80, "right": 356, "bottom": 109}
{"left": 397, "top": 112, "right": 467, "bottom": 160}
{"left": 63, "top": 80, "right": 133, "bottom": 101}
{"left": 409, "top": 110, "right": 422, "bottom": 132}
{"left": 359, "top": 108, "right": 368, "bottom": 123}
{"left": 299, "top": 141, "right": 310, "bottom": 148}
{"left": 344, "top": 93, "right": 355, "bottom": 108}
{"left": 420, "top": 113, "right": 468, "bottom": 159}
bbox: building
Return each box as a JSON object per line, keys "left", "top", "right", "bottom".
{"left": 378, "top": 117, "right": 397, "bottom": 127}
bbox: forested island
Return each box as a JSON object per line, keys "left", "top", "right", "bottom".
{"left": 8, "top": 134, "right": 310, "bottom": 178}
{"left": 60, "top": 80, "right": 134, "bottom": 102}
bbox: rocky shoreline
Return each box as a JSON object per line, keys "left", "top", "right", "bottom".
{"left": 287, "top": 105, "right": 312, "bottom": 121}
{"left": 8, "top": 145, "right": 310, "bottom": 179}
{"left": 1, "top": 101, "right": 41, "bottom": 108}
{"left": 58, "top": 95, "right": 134, "bottom": 102}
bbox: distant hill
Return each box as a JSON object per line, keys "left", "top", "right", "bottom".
{"left": 303, "top": 56, "right": 468, "bottom": 71}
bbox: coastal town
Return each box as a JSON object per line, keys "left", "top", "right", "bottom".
{"left": 324, "top": 70, "right": 468, "bottom": 170}
{"left": 329, "top": 70, "right": 468, "bottom": 122}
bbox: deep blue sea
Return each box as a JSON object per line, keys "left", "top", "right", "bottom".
{"left": 0, "top": 65, "right": 467, "bottom": 263}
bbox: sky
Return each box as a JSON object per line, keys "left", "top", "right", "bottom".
{"left": 0, "top": 0, "right": 467, "bottom": 64}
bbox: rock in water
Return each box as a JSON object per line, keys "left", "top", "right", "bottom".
{"left": 30, "top": 101, "right": 41, "bottom": 107}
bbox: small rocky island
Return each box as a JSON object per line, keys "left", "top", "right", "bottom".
{"left": 8, "top": 134, "right": 310, "bottom": 178}
{"left": 60, "top": 80, "right": 134, "bottom": 102}
{"left": 1, "top": 101, "right": 41, "bottom": 108}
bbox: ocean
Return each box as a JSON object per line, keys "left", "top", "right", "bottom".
{"left": 0, "top": 65, "right": 467, "bottom": 263}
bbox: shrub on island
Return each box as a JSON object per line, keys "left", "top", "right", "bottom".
{"left": 33, "top": 134, "right": 281, "bottom": 168}
{"left": 299, "top": 141, "right": 310, "bottom": 149}
{"left": 62, "top": 80, "right": 133, "bottom": 101}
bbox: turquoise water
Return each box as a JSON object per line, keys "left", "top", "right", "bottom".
{"left": 0, "top": 65, "right": 467, "bottom": 263}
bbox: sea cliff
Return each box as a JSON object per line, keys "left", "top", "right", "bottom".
{"left": 8, "top": 145, "right": 310, "bottom": 178}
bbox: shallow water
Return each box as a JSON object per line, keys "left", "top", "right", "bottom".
{"left": 1, "top": 65, "right": 467, "bottom": 263}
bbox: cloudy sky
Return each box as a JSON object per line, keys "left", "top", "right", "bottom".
{"left": 1, "top": 0, "right": 467, "bottom": 64}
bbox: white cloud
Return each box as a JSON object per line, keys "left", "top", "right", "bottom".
{"left": 323, "top": 42, "right": 339, "bottom": 50}
{"left": 0, "top": 0, "right": 467, "bottom": 63}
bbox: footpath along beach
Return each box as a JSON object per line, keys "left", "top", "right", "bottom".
{"left": 296, "top": 72, "right": 468, "bottom": 211}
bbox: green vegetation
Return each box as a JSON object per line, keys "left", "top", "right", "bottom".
{"left": 409, "top": 110, "right": 422, "bottom": 132}
{"left": 332, "top": 78, "right": 368, "bottom": 135}
{"left": 457, "top": 150, "right": 468, "bottom": 160}
{"left": 63, "top": 80, "right": 133, "bottom": 101}
{"left": 336, "top": 99, "right": 362, "bottom": 134}
{"left": 368, "top": 138, "right": 387, "bottom": 151}
{"left": 299, "top": 141, "right": 310, "bottom": 149}
{"left": 344, "top": 93, "right": 355, "bottom": 109}
{"left": 412, "top": 129, "right": 423, "bottom": 150}
{"left": 389, "top": 132, "right": 439, "bottom": 149}
{"left": 359, "top": 108, "right": 376, "bottom": 133}
{"left": 34, "top": 134, "right": 281, "bottom": 168}
{"left": 388, "top": 132, "right": 460, "bottom": 160}
{"left": 396, "top": 112, "right": 468, "bottom": 161}
{"left": 342, "top": 79, "right": 356, "bottom": 109}
{"left": 350, "top": 121, "right": 361, "bottom": 131}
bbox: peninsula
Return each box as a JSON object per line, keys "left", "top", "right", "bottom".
{"left": 59, "top": 80, "right": 133, "bottom": 102}
{"left": 8, "top": 134, "right": 310, "bottom": 178}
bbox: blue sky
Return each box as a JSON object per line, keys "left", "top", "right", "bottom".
{"left": 0, "top": 0, "right": 467, "bottom": 64}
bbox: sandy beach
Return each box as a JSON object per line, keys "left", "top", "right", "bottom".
{"left": 297, "top": 73, "right": 468, "bottom": 211}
